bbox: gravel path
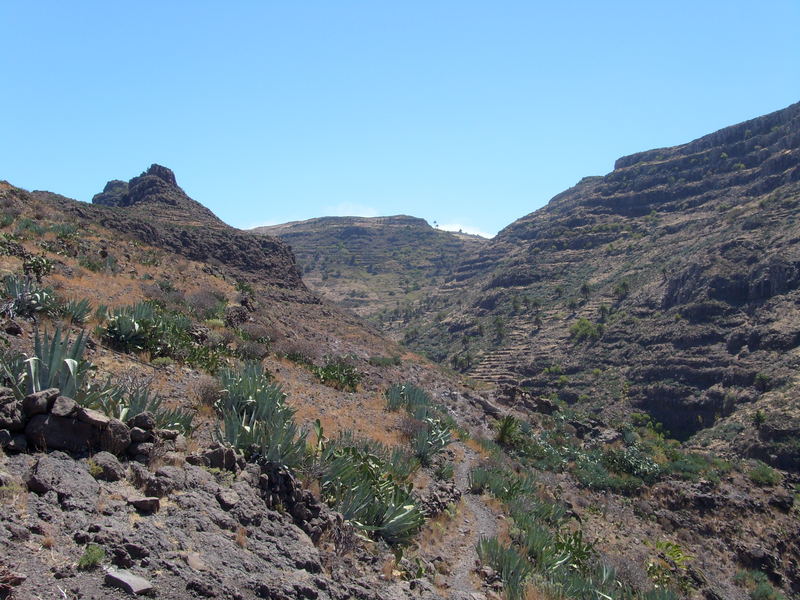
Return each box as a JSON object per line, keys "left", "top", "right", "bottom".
{"left": 444, "top": 443, "right": 499, "bottom": 599}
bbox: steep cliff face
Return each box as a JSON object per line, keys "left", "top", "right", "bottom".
{"left": 253, "top": 215, "right": 486, "bottom": 316}
{"left": 399, "top": 101, "right": 800, "bottom": 455}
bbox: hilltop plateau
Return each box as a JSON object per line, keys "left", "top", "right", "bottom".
{"left": 254, "top": 216, "right": 486, "bottom": 318}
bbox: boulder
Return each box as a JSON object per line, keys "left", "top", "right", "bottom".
{"left": 22, "top": 388, "right": 59, "bottom": 417}
{"left": 128, "top": 496, "right": 160, "bottom": 513}
{"left": 77, "top": 407, "right": 111, "bottom": 428}
{"left": 202, "top": 443, "right": 238, "bottom": 471}
{"left": 4, "top": 320, "right": 23, "bottom": 336}
{"left": 128, "top": 442, "right": 155, "bottom": 463}
{"left": 50, "top": 396, "right": 78, "bottom": 418}
{"left": 0, "top": 389, "right": 24, "bottom": 432}
{"left": 216, "top": 488, "right": 241, "bottom": 510}
{"left": 224, "top": 305, "right": 249, "bottom": 327}
{"left": 100, "top": 418, "right": 131, "bottom": 456}
{"left": 144, "top": 466, "right": 186, "bottom": 497}
{"left": 27, "top": 452, "right": 100, "bottom": 510}
{"left": 128, "top": 411, "right": 156, "bottom": 431}
{"left": 0, "top": 429, "right": 27, "bottom": 453}
{"left": 25, "top": 414, "right": 100, "bottom": 454}
{"left": 90, "top": 451, "right": 126, "bottom": 482}
{"left": 129, "top": 427, "right": 153, "bottom": 443}
{"left": 104, "top": 568, "right": 154, "bottom": 595}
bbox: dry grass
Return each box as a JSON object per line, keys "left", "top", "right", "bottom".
{"left": 193, "top": 376, "right": 222, "bottom": 406}
{"left": 380, "top": 555, "right": 396, "bottom": 581}
{"left": 416, "top": 499, "right": 462, "bottom": 551}
{"left": 40, "top": 531, "right": 55, "bottom": 550}
{"left": 235, "top": 526, "right": 248, "bottom": 549}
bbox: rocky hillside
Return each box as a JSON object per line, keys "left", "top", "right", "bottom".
{"left": 253, "top": 216, "right": 486, "bottom": 318}
{"left": 397, "top": 101, "right": 800, "bottom": 458}
{"left": 2, "top": 133, "right": 799, "bottom": 600}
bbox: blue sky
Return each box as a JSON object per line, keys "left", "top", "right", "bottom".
{"left": 2, "top": 2, "right": 798, "bottom": 238}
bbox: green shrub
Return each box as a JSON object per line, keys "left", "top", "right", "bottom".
{"left": 50, "top": 223, "right": 79, "bottom": 240}
{"left": 667, "top": 451, "right": 730, "bottom": 482}
{"left": 613, "top": 280, "right": 630, "bottom": 299}
{"left": 77, "top": 544, "right": 105, "bottom": 570}
{"left": 574, "top": 455, "right": 644, "bottom": 495}
{"left": 311, "top": 356, "right": 362, "bottom": 391}
{"left": 602, "top": 446, "right": 661, "bottom": 484}
{"left": 185, "top": 345, "right": 228, "bottom": 374}
{"left": 368, "top": 355, "right": 401, "bottom": 367}
{"left": 22, "top": 255, "right": 53, "bottom": 282}
{"left": 748, "top": 461, "right": 781, "bottom": 487}
{"left": 754, "top": 373, "right": 770, "bottom": 392}
{"left": 734, "top": 570, "right": 786, "bottom": 600}
{"left": 15, "top": 218, "right": 46, "bottom": 237}
{"left": 434, "top": 461, "right": 454, "bottom": 481}
{"left": 569, "top": 318, "right": 603, "bottom": 342}
{"left": 234, "top": 280, "right": 254, "bottom": 295}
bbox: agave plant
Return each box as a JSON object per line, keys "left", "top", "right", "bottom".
{"left": 2, "top": 274, "right": 58, "bottom": 319}
{"left": 411, "top": 417, "right": 452, "bottom": 466}
{"left": 319, "top": 441, "right": 423, "bottom": 545}
{"left": 214, "top": 363, "right": 306, "bottom": 467}
{"left": 103, "top": 311, "right": 150, "bottom": 352}
{"left": 62, "top": 298, "right": 93, "bottom": 325}
{"left": 496, "top": 415, "right": 521, "bottom": 447}
{"left": 476, "top": 537, "right": 532, "bottom": 600}
{"left": 0, "top": 328, "right": 114, "bottom": 408}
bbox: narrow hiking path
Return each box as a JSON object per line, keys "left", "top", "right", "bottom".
{"left": 443, "top": 442, "right": 500, "bottom": 599}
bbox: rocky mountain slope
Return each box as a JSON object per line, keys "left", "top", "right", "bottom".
{"left": 1, "top": 103, "right": 799, "bottom": 600}
{"left": 392, "top": 102, "right": 800, "bottom": 456}
{"left": 253, "top": 216, "right": 486, "bottom": 318}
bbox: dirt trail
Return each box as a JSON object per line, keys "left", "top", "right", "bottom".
{"left": 444, "top": 442, "right": 499, "bottom": 599}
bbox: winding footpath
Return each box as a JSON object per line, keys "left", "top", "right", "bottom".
{"left": 444, "top": 442, "right": 500, "bottom": 599}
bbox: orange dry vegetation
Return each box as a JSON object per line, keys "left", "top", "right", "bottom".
{"left": 271, "top": 357, "right": 406, "bottom": 448}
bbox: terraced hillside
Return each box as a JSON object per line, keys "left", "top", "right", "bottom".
{"left": 390, "top": 102, "right": 800, "bottom": 457}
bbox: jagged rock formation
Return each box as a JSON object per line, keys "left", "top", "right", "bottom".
{"left": 92, "top": 164, "right": 223, "bottom": 227}
{"left": 253, "top": 215, "right": 486, "bottom": 317}
{"left": 32, "top": 166, "right": 310, "bottom": 293}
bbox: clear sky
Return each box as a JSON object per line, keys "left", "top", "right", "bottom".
{"left": 2, "top": 2, "right": 798, "bottom": 238}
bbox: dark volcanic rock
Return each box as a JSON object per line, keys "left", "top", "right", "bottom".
{"left": 25, "top": 414, "right": 100, "bottom": 454}
{"left": 27, "top": 451, "right": 100, "bottom": 510}
{"left": 22, "top": 388, "right": 59, "bottom": 417}
{"left": 90, "top": 451, "right": 126, "bottom": 482}
{"left": 0, "top": 388, "right": 24, "bottom": 431}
